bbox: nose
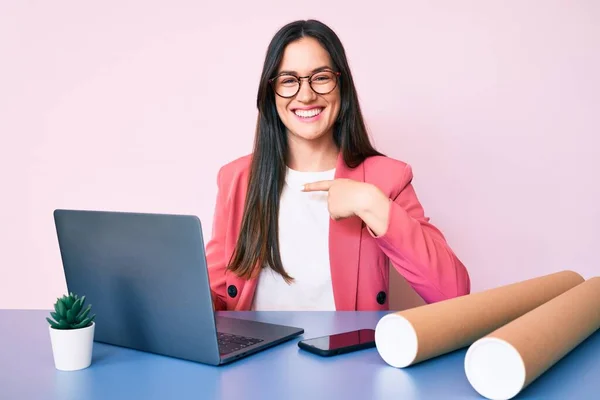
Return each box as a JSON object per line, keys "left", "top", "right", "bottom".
{"left": 295, "top": 77, "right": 317, "bottom": 103}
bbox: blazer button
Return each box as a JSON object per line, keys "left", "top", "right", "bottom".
{"left": 376, "top": 291, "right": 386, "bottom": 305}
{"left": 227, "top": 285, "right": 238, "bottom": 298}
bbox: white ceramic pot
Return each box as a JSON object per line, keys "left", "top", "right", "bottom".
{"left": 49, "top": 322, "right": 95, "bottom": 371}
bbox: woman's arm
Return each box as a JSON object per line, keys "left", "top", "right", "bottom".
{"left": 303, "top": 164, "right": 470, "bottom": 304}
{"left": 356, "top": 164, "right": 471, "bottom": 303}
{"left": 205, "top": 167, "right": 230, "bottom": 311}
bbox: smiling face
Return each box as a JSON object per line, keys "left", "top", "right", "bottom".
{"left": 273, "top": 37, "right": 341, "bottom": 144}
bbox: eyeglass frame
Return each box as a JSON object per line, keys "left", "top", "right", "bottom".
{"left": 268, "top": 69, "right": 341, "bottom": 98}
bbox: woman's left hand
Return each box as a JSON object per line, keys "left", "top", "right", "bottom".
{"left": 302, "top": 179, "right": 387, "bottom": 221}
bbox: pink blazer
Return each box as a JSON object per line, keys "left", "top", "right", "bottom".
{"left": 206, "top": 153, "right": 470, "bottom": 311}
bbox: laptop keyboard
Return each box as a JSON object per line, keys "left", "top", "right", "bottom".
{"left": 217, "top": 332, "right": 264, "bottom": 355}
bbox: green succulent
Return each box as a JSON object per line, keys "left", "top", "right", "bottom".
{"left": 47, "top": 292, "right": 96, "bottom": 330}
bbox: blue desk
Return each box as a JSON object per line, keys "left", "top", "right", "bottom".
{"left": 1, "top": 310, "right": 598, "bottom": 399}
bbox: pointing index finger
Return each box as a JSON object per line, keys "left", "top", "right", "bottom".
{"left": 302, "top": 180, "right": 334, "bottom": 192}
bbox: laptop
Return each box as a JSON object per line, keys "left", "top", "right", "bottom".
{"left": 53, "top": 209, "right": 304, "bottom": 366}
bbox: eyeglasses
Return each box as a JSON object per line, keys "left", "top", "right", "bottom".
{"left": 268, "top": 69, "right": 341, "bottom": 98}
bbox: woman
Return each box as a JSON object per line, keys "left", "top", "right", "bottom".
{"left": 206, "top": 19, "right": 470, "bottom": 311}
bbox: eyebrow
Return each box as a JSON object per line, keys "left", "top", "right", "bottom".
{"left": 277, "top": 65, "right": 333, "bottom": 75}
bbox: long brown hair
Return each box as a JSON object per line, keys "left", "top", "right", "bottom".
{"left": 227, "top": 19, "right": 383, "bottom": 282}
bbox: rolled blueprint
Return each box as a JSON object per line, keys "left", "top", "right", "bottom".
{"left": 464, "top": 276, "right": 600, "bottom": 400}
{"left": 375, "top": 270, "right": 584, "bottom": 368}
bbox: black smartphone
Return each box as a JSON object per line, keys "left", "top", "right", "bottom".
{"left": 297, "top": 328, "right": 376, "bottom": 357}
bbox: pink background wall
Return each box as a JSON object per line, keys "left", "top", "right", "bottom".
{"left": 1, "top": 1, "right": 598, "bottom": 309}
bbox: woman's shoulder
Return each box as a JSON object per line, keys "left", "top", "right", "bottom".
{"left": 215, "top": 153, "right": 253, "bottom": 187}
{"left": 363, "top": 154, "right": 412, "bottom": 175}
{"left": 361, "top": 154, "right": 415, "bottom": 192}
{"left": 218, "top": 153, "right": 252, "bottom": 175}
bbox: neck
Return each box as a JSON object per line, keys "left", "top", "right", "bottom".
{"left": 286, "top": 132, "right": 338, "bottom": 172}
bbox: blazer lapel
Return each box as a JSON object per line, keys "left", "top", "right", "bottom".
{"left": 329, "top": 153, "right": 364, "bottom": 310}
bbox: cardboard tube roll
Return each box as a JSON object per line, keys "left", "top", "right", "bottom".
{"left": 464, "top": 276, "right": 600, "bottom": 400}
{"left": 375, "top": 270, "right": 583, "bottom": 368}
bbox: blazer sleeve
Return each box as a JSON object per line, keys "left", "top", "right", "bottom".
{"left": 370, "top": 164, "right": 471, "bottom": 303}
{"left": 205, "top": 167, "right": 229, "bottom": 311}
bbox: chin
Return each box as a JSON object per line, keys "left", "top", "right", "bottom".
{"left": 289, "top": 127, "right": 331, "bottom": 142}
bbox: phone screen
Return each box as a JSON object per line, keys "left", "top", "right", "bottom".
{"left": 301, "top": 329, "right": 375, "bottom": 351}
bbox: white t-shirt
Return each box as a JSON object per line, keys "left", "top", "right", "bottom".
{"left": 251, "top": 167, "right": 336, "bottom": 311}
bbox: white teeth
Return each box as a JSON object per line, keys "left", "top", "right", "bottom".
{"left": 294, "top": 108, "right": 323, "bottom": 118}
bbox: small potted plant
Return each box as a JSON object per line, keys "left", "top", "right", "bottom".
{"left": 47, "top": 292, "right": 96, "bottom": 371}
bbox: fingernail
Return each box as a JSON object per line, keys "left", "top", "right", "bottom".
{"left": 300, "top": 185, "right": 305, "bottom": 191}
